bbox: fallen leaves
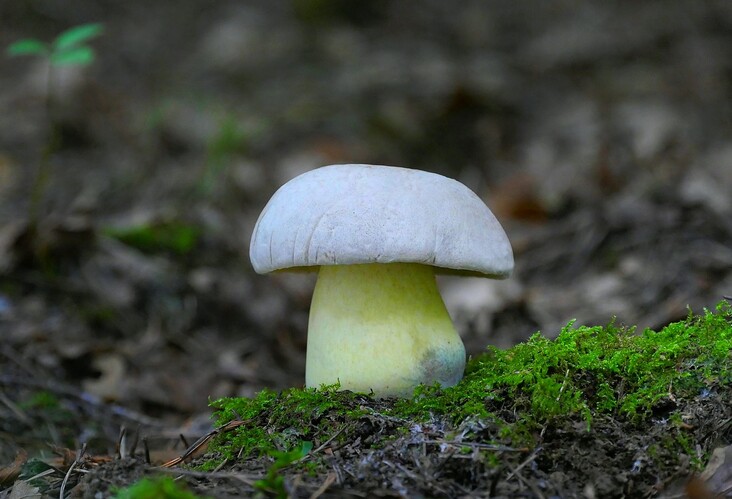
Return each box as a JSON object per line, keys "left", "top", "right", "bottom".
{"left": 0, "top": 451, "right": 26, "bottom": 487}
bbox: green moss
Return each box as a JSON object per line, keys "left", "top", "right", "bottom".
{"left": 113, "top": 476, "right": 207, "bottom": 499}
{"left": 208, "top": 302, "right": 732, "bottom": 464}
{"left": 399, "top": 302, "right": 731, "bottom": 427}
{"left": 209, "top": 386, "right": 371, "bottom": 464}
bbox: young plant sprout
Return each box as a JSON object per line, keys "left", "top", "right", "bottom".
{"left": 6, "top": 23, "right": 103, "bottom": 230}
{"left": 250, "top": 164, "right": 513, "bottom": 397}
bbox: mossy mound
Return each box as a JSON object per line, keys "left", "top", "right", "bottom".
{"left": 206, "top": 302, "right": 732, "bottom": 497}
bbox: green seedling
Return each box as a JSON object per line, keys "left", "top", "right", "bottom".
{"left": 8, "top": 23, "right": 103, "bottom": 65}
{"left": 254, "top": 441, "right": 313, "bottom": 498}
{"left": 6, "top": 23, "right": 104, "bottom": 231}
{"left": 103, "top": 221, "right": 200, "bottom": 255}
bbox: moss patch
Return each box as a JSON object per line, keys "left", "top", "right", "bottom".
{"left": 402, "top": 301, "right": 732, "bottom": 425}
{"left": 113, "top": 476, "right": 206, "bottom": 499}
{"left": 206, "top": 302, "right": 732, "bottom": 496}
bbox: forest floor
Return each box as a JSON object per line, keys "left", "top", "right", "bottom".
{"left": 1, "top": 1, "right": 732, "bottom": 497}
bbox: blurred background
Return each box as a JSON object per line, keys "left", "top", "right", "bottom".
{"left": 1, "top": 0, "right": 731, "bottom": 454}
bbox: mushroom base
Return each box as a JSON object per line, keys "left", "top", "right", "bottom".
{"left": 306, "top": 263, "right": 466, "bottom": 397}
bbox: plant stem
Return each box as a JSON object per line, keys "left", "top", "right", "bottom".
{"left": 307, "top": 263, "right": 465, "bottom": 397}
{"left": 28, "top": 62, "right": 60, "bottom": 232}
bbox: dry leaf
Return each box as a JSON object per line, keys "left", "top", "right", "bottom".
{"left": 0, "top": 450, "right": 27, "bottom": 486}
{"left": 8, "top": 480, "right": 41, "bottom": 499}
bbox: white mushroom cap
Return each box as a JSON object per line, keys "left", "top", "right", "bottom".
{"left": 250, "top": 164, "right": 513, "bottom": 278}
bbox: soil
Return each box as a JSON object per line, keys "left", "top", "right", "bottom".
{"left": 1, "top": 1, "right": 732, "bottom": 497}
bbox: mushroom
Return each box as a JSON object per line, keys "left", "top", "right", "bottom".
{"left": 250, "top": 164, "right": 513, "bottom": 397}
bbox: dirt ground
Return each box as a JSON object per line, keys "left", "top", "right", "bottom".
{"left": 1, "top": 1, "right": 732, "bottom": 497}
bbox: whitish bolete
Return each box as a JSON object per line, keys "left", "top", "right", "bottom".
{"left": 250, "top": 164, "right": 513, "bottom": 397}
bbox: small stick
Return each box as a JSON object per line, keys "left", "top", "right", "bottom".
{"left": 212, "top": 458, "right": 229, "bottom": 473}
{"left": 506, "top": 446, "right": 542, "bottom": 481}
{"left": 557, "top": 369, "right": 570, "bottom": 401}
{"left": 154, "top": 466, "right": 258, "bottom": 486}
{"left": 290, "top": 425, "right": 351, "bottom": 468}
{"left": 118, "top": 427, "right": 128, "bottom": 459}
{"left": 161, "top": 419, "right": 249, "bottom": 468}
{"left": 0, "top": 392, "right": 32, "bottom": 425}
{"left": 310, "top": 472, "right": 337, "bottom": 499}
{"left": 507, "top": 464, "right": 546, "bottom": 499}
{"left": 59, "top": 443, "right": 86, "bottom": 499}
{"left": 423, "top": 440, "right": 528, "bottom": 452}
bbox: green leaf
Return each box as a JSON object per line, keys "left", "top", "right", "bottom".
{"left": 7, "top": 39, "right": 48, "bottom": 57}
{"left": 50, "top": 46, "right": 95, "bottom": 66}
{"left": 298, "top": 440, "right": 314, "bottom": 456}
{"left": 54, "top": 23, "right": 104, "bottom": 50}
{"left": 103, "top": 221, "right": 200, "bottom": 255}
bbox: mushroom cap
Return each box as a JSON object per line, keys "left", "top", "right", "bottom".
{"left": 250, "top": 164, "right": 513, "bottom": 278}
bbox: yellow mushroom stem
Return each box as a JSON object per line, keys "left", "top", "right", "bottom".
{"left": 306, "top": 262, "right": 466, "bottom": 397}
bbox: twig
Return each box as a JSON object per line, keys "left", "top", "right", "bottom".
{"left": 154, "top": 466, "right": 259, "bottom": 486}
{"left": 505, "top": 446, "right": 542, "bottom": 482}
{"left": 292, "top": 424, "right": 351, "bottom": 467}
{"left": 557, "top": 369, "right": 570, "bottom": 401}
{"left": 59, "top": 443, "right": 86, "bottom": 499}
{"left": 310, "top": 473, "right": 337, "bottom": 499}
{"left": 161, "top": 419, "right": 250, "bottom": 468}
{"left": 507, "top": 464, "right": 546, "bottom": 499}
{"left": 118, "top": 427, "right": 128, "bottom": 459}
{"left": 423, "top": 440, "right": 528, "bottom": 452}
{"left": 721, "top": 480, "right": 732, "bottom": 495}
{"left": 432, "top": 446, "right": 457, "bottom": 474}
{"left": 212, "top": 457, "right": 229, "bottom": 473}
{"left": 0, "top": 345, "right": 42, "bottom": 379}
{"left": 0, "top": 392, "right": 32, "bottom": 425}
{"left": 395, "top": 461, "right": 450, "bottom": 496}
